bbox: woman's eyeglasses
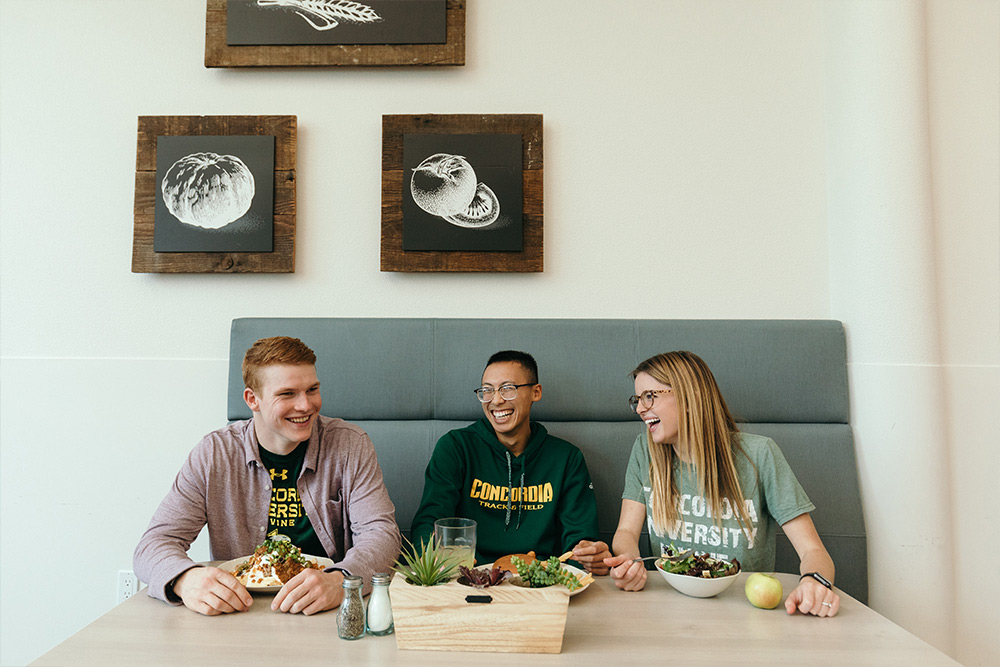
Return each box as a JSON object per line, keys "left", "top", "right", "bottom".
{"left": 627, "top": 388, "right": 671, "bottom": 413}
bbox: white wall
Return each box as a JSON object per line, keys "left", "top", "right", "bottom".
{"left": 1, "top": 1, "right": 996, "bottom": 665}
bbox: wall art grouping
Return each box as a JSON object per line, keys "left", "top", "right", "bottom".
{"left": 206, "top": 0, "right": 465, "bottom": 67}
{"left": 135, "top": 6, "right": 540, "bottom": 274}
{"left": 132, "top": 115, "right": 296, "bottom": 273}
{"left": 382, "top": 114, "right": 544, "bottom": 273}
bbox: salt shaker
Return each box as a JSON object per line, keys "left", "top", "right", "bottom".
{"left": 366, "top": 572, "right": 394, "bottom": 636}
{"left": 337, "top": 575, "right": 365, "bottom": 640}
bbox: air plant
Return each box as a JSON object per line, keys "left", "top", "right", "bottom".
{"left": 392, "top": 534, "right": 464, "bottom": 586}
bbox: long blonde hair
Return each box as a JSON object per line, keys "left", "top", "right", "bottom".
{"left": 633, "top": 351, "right": 755, "bottom": 538}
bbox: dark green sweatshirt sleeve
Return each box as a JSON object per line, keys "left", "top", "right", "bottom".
{"left": 556, "top": 448, "right": 601, "bottom": 551}
{"left": 409, "top": 432, "right": 466, "bottom": 547}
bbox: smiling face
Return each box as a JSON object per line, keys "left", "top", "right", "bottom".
{"left": 480, "top": 360, "right": 541, "bottom": 456}
{"left": 633, "top": 371, "right": 680, "bottom": 447}
{"left": 243, "top": 363, "right": 322, "bottom": 455}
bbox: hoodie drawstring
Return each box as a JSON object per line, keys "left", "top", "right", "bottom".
{"left": 504, "top": 450, "right": 526, "bottom": 530}
{"left": 505, "top": 451, "right": 512, "bottom": 528}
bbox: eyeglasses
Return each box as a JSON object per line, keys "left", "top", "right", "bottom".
{"left": 628, "top": 388, "right": 671, "bottom": 413}
{"left": 474, "top": 383, "right": 535, "bottom": 403}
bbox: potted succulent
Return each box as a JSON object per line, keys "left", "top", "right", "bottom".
{"left": 391, "top": 534, "right": 464, "bottom": 587}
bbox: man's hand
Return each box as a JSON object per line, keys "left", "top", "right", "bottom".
{"left": 174, "top": 566, "right": 253, "bottom": 616}
{"left": 571, "top": 540, "right": 612, "bottom": 575}
{"left": 785, "top": 577, "right": 840, "bottom": 617}
{"left": 272, "top": 568, "right": 345, "bottom": 615}
{"left": 604, "top": 554, "right": 648, "bottom": 591}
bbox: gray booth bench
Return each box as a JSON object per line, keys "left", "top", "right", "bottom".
{"left": 227, "top": 318, "right": 868, "bottom": 603}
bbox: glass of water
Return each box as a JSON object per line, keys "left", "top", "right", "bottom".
{"left": 434, "top": 517, "right": 477, "bottom": 568}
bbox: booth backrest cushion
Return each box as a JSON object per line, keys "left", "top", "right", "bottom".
{"left": 228, "top": 318, "right": 867, "bottom": 603}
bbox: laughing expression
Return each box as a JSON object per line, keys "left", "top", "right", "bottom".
{"left": 244, "top": 363, "right": 322, "bottom": 455}
{"left": 481, "top": 361, "right": 541, "bottom": 455}
{"left": 633, "top": 371, "right": 680, "bottom": 446}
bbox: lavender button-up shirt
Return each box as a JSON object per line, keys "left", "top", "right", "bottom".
{"left": 134, "top": 416, "right": 401, "bottom": 602}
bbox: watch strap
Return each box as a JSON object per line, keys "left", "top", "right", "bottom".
{"left": 800, "top": 571, "right": 832, "bottom": 589}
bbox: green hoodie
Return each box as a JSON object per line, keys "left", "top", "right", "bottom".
{"left": 410, "top": 419, "right": 601, "bottom": 564}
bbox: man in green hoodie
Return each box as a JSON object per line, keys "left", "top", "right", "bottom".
{"left": 410, "top": 350, "right": 611, "bottom": 574}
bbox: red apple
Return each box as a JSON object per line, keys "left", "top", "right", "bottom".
{"left": 744, "top": 573, "right": 783, "bottom": 609}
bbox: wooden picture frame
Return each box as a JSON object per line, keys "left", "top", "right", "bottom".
{"left": 381, "top": 114, "right": 543, "bottom": 272}
{"left": 132, "top": 115, "right": 296, "bottom": 273}
{"left": 205, "top": 0, "right": 465, "bottom": 68}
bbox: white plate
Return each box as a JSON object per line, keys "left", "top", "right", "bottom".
{"left": 562, "top": 562, "right": 593, "bottom": 597}
{"left": 218, "top": 554, "right": 334, "bottom": 592}
{"left": 483, "top": 561, "right": 592, "bottom": 596}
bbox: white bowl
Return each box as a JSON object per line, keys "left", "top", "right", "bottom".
{"left": 654, "top": 559, "right": 739, "bottom": 598}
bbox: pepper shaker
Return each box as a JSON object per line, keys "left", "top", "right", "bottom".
{"left": 366, "top": 572, "right": 394, "bottom": 636}
{"left": 337, "top": 575, "right": 365, "bottom": 640}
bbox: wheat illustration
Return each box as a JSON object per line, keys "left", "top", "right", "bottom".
{"left": 256, "top": 0, "right": 382, "bottom": 31}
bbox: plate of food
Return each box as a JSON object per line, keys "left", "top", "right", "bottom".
{"left": 220, "top": 538, "right": 332, "bottom": 592}
{"left": 491, "top": 551, "right": 594, "bottom": 596}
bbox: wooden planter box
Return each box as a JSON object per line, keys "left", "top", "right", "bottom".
{"left": 389, "top": 573, "right": 570, "bottom": 653}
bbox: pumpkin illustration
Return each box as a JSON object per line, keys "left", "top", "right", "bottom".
{"left": 161, "top": 152, "right": 255, "bottom": 229}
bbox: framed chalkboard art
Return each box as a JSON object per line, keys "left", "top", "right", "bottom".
{"left": 132, "top": 115, "right": 296, "bottom": 273}
{"left": 206, "top": 0, "right": 464, "bottom": 67}
{"left": 381, "top": 114, "right": 543, "bottom": 273}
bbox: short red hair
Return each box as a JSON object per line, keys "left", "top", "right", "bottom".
{"left": 242, "top": 336, "right": 317, "bottom": 394}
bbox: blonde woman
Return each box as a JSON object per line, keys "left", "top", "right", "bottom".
{"left": 604, "top": 351, "right": 841, "bottom": 617}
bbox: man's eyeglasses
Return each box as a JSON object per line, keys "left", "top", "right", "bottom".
{"left": 474, "top": 383, "right": 535, "bottom": 403}
{"left": 628, "top": 388, "right": 671, "bottom": 413}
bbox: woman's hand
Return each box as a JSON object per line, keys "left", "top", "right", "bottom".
{"left": 785, "top": 576, "right": 840, "bottom": 617}
{"left": 607, "top": 499, "right": 650, "bottom": 591}
{"left": 605, "top": 554, "right": 648, "bottom": 591}
{"left": 781, "top": 513, "right": 839, "bottom": 617}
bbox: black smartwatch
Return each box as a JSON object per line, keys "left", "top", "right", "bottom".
{"left": 800, "top": 572, "right": 832, "bottom": 589}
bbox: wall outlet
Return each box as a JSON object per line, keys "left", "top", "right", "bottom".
{"left": 117, "top": 570, "right": 139, "bottom": 604}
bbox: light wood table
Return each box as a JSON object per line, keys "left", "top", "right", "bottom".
{"left": 32, "top": 573, "right": 958, "bottom": 666}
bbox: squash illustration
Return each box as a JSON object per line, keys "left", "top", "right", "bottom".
{"left": 161, "top": 152, "right": 255, "bottom": 229}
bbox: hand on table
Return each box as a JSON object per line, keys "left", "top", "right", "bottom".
{"left": 571, "top": 540, "right": 612, "bottom": 575}
{"left": 272, "top": 568, "right": 345, "bottom": 615}
{"left": 785, "top": 577, "right": 840, "bottom": 617}
{"left": 174, "top": 566, "right": 253, "bottom": 616}
{"left": 604, "top": 553, "right": 647, "bottom": 591}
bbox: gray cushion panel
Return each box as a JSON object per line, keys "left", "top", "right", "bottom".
{"left": 357, "top": 419, "right": 470, "bottom": 537}
{"left": 635, "top": 319, "right": 849, "bottom": 423}
{"left": 230, "top": 318, "right": 435, "bottom": 421}
{"left": 431, "top": 319, "right": 638, "bottom": 422}
{"left": 543, "top": 422, "right": 648, "bottom": 532}
{"left": 230, "top": 318, "right": 849, "bottom": 424}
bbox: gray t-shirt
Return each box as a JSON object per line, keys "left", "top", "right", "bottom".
{"left": 622, "top": 431, "right": 814, "bottom": 572}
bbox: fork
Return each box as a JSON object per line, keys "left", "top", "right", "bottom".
{"left": 632, "top": 549, "right": 692, "bottom": 564}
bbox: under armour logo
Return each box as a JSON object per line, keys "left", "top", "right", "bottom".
{"left": 270, "top": 468, "right": 288, "bottom": 481}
